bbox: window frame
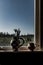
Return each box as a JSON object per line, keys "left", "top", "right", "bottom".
{"left": 35, "top": 0, "right": 41, "bottom": 50}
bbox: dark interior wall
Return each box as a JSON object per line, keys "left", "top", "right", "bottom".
{"left": 41, "top": 0, "right": 43, "bottom": 48}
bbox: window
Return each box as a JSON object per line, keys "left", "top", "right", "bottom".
{"left": 0, "top": 0, "right": 40, "bottom": 51}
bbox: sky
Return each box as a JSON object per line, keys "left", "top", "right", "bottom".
{"left": 0, "top": 0, "right": 34, "bottom": 35}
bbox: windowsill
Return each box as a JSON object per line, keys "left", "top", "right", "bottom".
{"left": 0, "top": 46, "right": 41, "bottom": 52}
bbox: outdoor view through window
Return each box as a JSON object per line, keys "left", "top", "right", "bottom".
{"left": 0, "top": 0, "right": 34, "bottom": 49}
